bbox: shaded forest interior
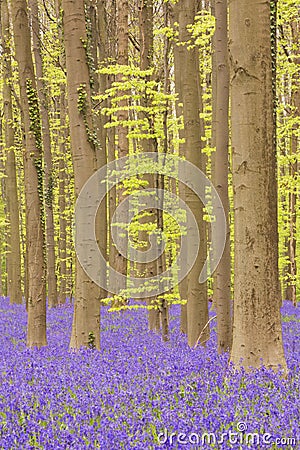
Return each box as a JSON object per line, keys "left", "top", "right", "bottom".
{"left": 0, "top": 0, "right": 299, "bottom": 372}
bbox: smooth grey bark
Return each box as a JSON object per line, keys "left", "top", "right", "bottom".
{"left": 11, "top": 0, "right": 47, "bottom": 347}
{"left": 214, "top": 0, "right": 232, "bottom": 353}
{"left": 62, "top": 0, "right": 100, "bottom": 349}
{"left": 178, "top": 0, "right": 209, "bottom": 347}
{"left": 29, "top": 0, "right": 58, "bottom": 308}
{"left": 229, "top": 0, "right": 287, "bottom": 371}
{"left": 1, "top": 0, "right": 22, "bottom": 305}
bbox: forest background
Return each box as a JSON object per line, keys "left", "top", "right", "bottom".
{"left": 0, "top": 0, "right": 299, "bottom": 371}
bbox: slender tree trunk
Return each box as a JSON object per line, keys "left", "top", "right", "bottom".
{"left": 157, "top": 171, "right": 168, "bottom": 340}
{"left": 11, "top": 0, "right": 47, "bottom": 347}
{"left": 210, "top": 0, "right": 217, "bottom": 313}
{"left": 62, "top": 0, "right": 100, "bottom": 349}
{"left": 0, "top": 120, "right": 5, "bottom": 298}
{"left": 270, "top": 0, "right": 282, "bottom": 306}
{"left": 178, "top": 0, "right": 209, "bottom": 347}
{"left": 137, "top": 0, "right": 161, "bottom": 329}
{"left": 113, "top": 0, "right": 129, "bottom": 299}
{"left": 229, "top": 0, "right": 287, "bottom": 371}
{"left": 214, "top": 0, "right": 232, "bottom": 353}
{"left": 0, "top": 152, "right": 7, "bottom": 298}
{"left": 286, "top": 21, "right": 299, "bottom": 306}
{"left": 29, "top": 0, "right": 58, "bottom": 308}
{"left": 158, "top": 1, "right": 171, "bottom": 342}
{"left": 67, "top": 214, "right": 75, "bottom": 302}
{"left": 1, "top": 0, "right": 22, "bottom": 305}
{"left": 0, "top": 247, "right": 3, "bottom": 297}
{"left": 97, "top": 0, "right": 110, "bottom": 305}
{"left": 286, "top": 163, "right": 297, "bottom": 305}
{"left": 107, "top": 124, "right": 117, "bottom": 297}
{"left": 58, "top": 86, "right": 67, "bottom": 304}
{"left": 106, "top": 0, "right": 118, "bottom": 301}
{"left": 171, "top": 4, "right": 187, "bottom": 333}
{"left": 87, "top": 0, "right": 108, "bottom": 301}
{"left": 148, "top": 2, "right": 171, "bottom": 340}
{"left": 55, "top": 0, "right": 68, "bottom": 305}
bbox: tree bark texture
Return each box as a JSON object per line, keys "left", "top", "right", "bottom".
{"left": 214, "top": 0, "right": 232, "bottom": 353}
{"left": 178, "top": 0, "right": 209, "bottom": 348}
{"left": 229, "top": 0, "right": 287, "bottom": 371}
{"left": 29, "top": 0, "right": 58, "bottom": 308}
{"left": 1, "top": 0, "right": 22, "bottom": 305}
{"left": 62, "top": 0, "right": 101, "bottom": 349}
{"left": 11, "top": 0, "right": 47, "bottom": 347}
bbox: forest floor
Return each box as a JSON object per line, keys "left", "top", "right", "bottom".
{"left": 0, "top": 298, "right": 299, "bottom": 449}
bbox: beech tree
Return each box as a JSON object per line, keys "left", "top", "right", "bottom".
{"left": 11, "top": 0, "right": 47, "bottom": 347}
{"left": 213, "top": 0, "right": 232, "bottom": 353}
{"left": 177, "top": 0, "right": 209, "bottom": 347}
{"left": 114, "top": 0, "right": 129, "bottom": 291}
{"left": 138, "top": 0, "right": 161, "bottom": 331}
{"left": 54, "top": 0, "right": 68, "bottom": 305}
{"left": 1, "top": 0, "right": 22, "bottom": 305}
{"left": 87, "top": 0, "right": 108, "bottom": 303}
{"left": 58, "top": 87, "right": 68, "bottom": 304}
{"left": 286, "top": 20, "right": 299, "bottom": 306}
{"left": 170, "top": 2, "right": 187, "bottom": 334}
{"left": 62, "top": 0, "right": 100, "bottom": 349}
{"left": 229, "top": 0, "right": 287, "bottom": 370}
{"left": 29, "top": 0, "right": 58, "bottom": 308}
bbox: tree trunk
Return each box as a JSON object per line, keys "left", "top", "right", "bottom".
{"left": 87, "top": 0, "right": 108, "bottom": 302}
{"left": 178, "top": 0, "right": 209, "bottom": 348}
{"left": 0, "top": 120, "right": 5, "bottom": 298}
{"left": 0, "top": 246, "right": 3, "bottom": 297}
{"left": 1, "top": 0, "right": 22, "bottom": 305}
{"left": 97, "top": 0, "right": 111, "bottom": 305}
{"left": 171, "top": 3, "right": 187, "bottom": 333}
{"left": 229, "top": 0, "right": 287, "bottom": 371}
{"left": 156, "top": 2, "right": 170, "bottom": 341}
{"left": 58, "top": 86, "right": 67, "bottom": 305}
{"left": 214, "top": 0, "right": 232, "bottom": 353}
{"left": 137, "top": 0, "right": 161, "bottom": 329}
{"left": 29, "top": 0, "right": 58, "bottom": 308}
{"left": 286, "top": 21, "right": 299, "bottom": 306}
{"left": 105, "top": 0, "right": 118, "bottom": 302}
{"left": 209, "top": 0, "right": 218, "bottom": 314}
{"left": 55, "top": 0, "right": 68, "bottom": 305}
{"left": 62, "top": 0, "right": 100, "bottom": 349}
{"left": 113, "top": 0, "right": 129, "bottom": 301}
{"left": 11, "top": 0, "right": 47, "bottom": 347}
